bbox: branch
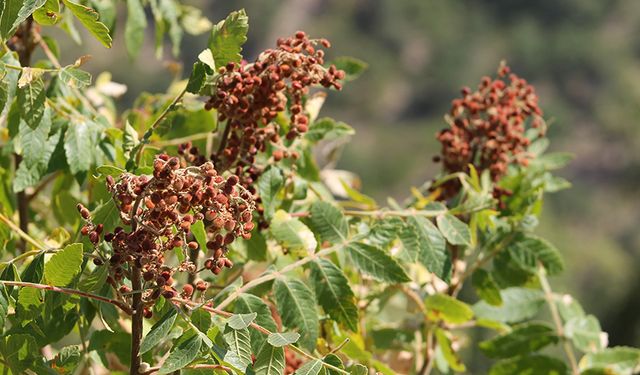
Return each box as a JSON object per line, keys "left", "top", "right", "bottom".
{"left": 141, "top": 364, "right": 232, "bottom": 375}
{"left": 0, "top": 280, "right": 132, "bottom": 315}
{"left": 538, "top": 266, "right": 579, "bottom": 375}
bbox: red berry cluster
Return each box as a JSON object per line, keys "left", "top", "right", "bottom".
{"left": 204, "top": 31, "right": 344, "bottom": 174}
{"left": 79, "top": 154, "right": 255, "bottom": 313}
{"left": 434, "top": 63, "right": 545, "bottom": 199}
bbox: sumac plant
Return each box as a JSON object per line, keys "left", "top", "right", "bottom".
{"left": 0, "top": 3, "right": 638, "bottom": 375}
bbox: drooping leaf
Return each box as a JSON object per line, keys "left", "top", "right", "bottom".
{"left": 17, "top": 77, "right": 46, "bottom": 129}
{"left": 273, "top": 277, "right": 318, "bottom": 351}
{"left": 139, "top": 308, "right": 178, "bottom": 354}
{"left": 403, "top": 216, "right": 450, "bottom": 279}
{"left": 0, "top": 285, "right": 8, "bottom": 328}
{"left": 79, "top": 265, "right": 108, "bottom": 293}
{"left": 345, "top": 242, "right": 410, "bottom": 283}
{"left": 64, "top": 119, "right": 97, "bottom": 174}
{"left": 425, "top": 294, "right": 473, "bottom": 324}
{"left": 235, "top": 293, "right": 277, "bottom": 353}
{"left": 479, "top": 323, "right": 558, "bottom": 358}
{"left": 62, "top": 0, "right": 112, "bottom": 48}
{"left": 222, "top": 324, "right": 252, "bottom": 371}
{"left": 0, "top": 0, "right": 23, "bottom": 38}
{"left": 91, "top": 198, "right": 120, "bottom": 233}
{"left": 310, "top": 258, "right": 358, "bottom": 331}
{"left": 257, "top": 166, "right": 284, "bottom": 220}
{"left": 473, "top": 288, "right": 545, "bottom": 323}
{"left": 208, "top": 9, "right": 249, "bottom": 68}
{"left": 44, "top": 243, "right": 83, "bottom": 286}
{"left": 435, "top": 328, "right": 466, "bottom": 372}
{"left": 124, "top": 0, "right": 147, "bottom": 59}
{"left": 270, "top": 210, "right": 317, "bottom": 256}
{"left": 267, "top": 332, "right": 300, "bottom": 347}
{"left": 158, "top": 334, "right": 202, "bottom": 374}
{"left": 254, "top": 343, "right": 285, "bottom": 375}
{"left": 436, "top": 213, "right": 471, "bottom": 246}
{"left": 489, "top": 355, "right": 568, "bottom": 375}
{"left": 308, "top": 201, "right": 348, "bottom": 245}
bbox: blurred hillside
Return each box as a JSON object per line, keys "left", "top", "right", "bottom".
{"left": 54, "top": 0, "right": 640, "bottom": 346}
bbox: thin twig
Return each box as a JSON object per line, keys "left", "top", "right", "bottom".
{"left": 538, "top": 266, "right": 579, "bottom": 375}
{"left": 0, "top": 280, "right": 132, "bottom": 314}
{"left": 0, "top": 212, "right": 46, "bottom": 250}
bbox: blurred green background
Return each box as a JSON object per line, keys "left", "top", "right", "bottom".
{"left": 55, "top": 0, "right": 640, "bottom": 347}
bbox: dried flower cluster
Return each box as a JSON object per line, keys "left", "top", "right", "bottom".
{"left": 434, "top": 63, "right": 545, "bottom": 199}
{"left": 203, "top": 31, "right": 344, "bottom": 177}
{"left": 79, "top": 154, "right": 255, "bottom": 316}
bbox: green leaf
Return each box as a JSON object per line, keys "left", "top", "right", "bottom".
{"left": 346, "top": 242, "right": 410, "bottom": 283}
{"left": 425, "top": 294, "right": 473, "bottom": 324}
{"left": 208, "top": 9, "right": 249, "bottom": 68}
{"left": 435, "top": 328, "right": 466, "bottom": 372}
{"left": 295, "top": 359, "right": 323, "bottom": 375}
{"left": 310, "top": 258, "right": 358, "bottom": 331}
{"left": 91, "top": 199, "right": 120, "bottom": 234}
{"left": 489, "top": 355, "right": 568, "bottom": 375}
{"left": 186, "top": 62, "right": 207, "bottom": 94}
{"left": 227, "top": 312, "right": 257, "bottom": 330}
{"left": 0, "top": 0, "right": 23, "bottom": 38}
{"left": 270, "top": 210, "right": 317, "bottom": 256}
{"left": 125, "top": 0, "right": 146, "bottom": 59}
{"left": 79, "top": 265, "right": 108, "bottom": 293}
{"left": 10, "top": 0, "right": 46, "bottom": 34}
{"left": 158, "top": 334, "right": 202, "bottom": 374}
{"left": 274, "top": 277, "right": 319, "bottom": 351}
{"left": 479, "top": 323, "right": 558, "bottom": 358}
{"left": 190, "top": 220, "right": 207, "bottom": 253}
{"left": 268, "top": 332, "right": 300, "bottom": 347}
{"left": 472, "top": 269, "right": 503, "bottom": 306}
{"left": 140, "top": 308, "right": 177, "bottom": 354}
{"left": 222, "top": 324, "right": 252, "bottom": 371}
{"left": 13, "top": 120, "right": 60, "bottom": 193}
{"left": 330, "top": 56, "right": 368, "bottom": 81}
{"left": 254, "top": 343, "right": 285, "bottom": 375}
{"left": 473, "top": 288, "right": 545, "bottom": 323}
{"left": 64, "top": 119, "right": 94, "bottom": 174}
{"left": 436, "top": 213, "right": 471, "bottom": 246}
{"left": 235, "top": 293, "right": 277, "bottom": 353}
{"left": 309, "top": 201, "right": 348, "bottom": 244}
{"left": 190, "top": 308, "right": 211, "bottom": 333}
{"left": 580, "top": 347, "right": 640, "bottom": 375}
{"left": 0, "top": 285, "right": 8, "bottom": 328}
{"left": 58, "top": 66, "right": 91, "bottom": 88}
{"left": 533, "top": 152, "right": 573, "bottom": 170}
{"left": 565, "top": 315, "right": 604, "bottom": 353}
{"left": 257, "top": 166, "right": 284, "bottom": 220}
{"left": 403, "top": 216, "right": 450, "bottom": 279}
{"left": 507, "top": 234, "right": 564, "bottom": 275}
{"left": 62, "top": 0, "right": 112, "bottom": 48}
{"left": 33, "top": 0, "right": 60, "bottom": 26}
{"left": 44, "top": 243, "right": 83, "bottom": 286}
{"left": 17, "top": 286, "right": 42, "bottom": 314}
{"left": 96, "top": 165, "right": 125, "bottom": 177}
{"left": 17, "top": 77, "right": 46, "bottom": 129}
{"left": 305, "top": 117, "right": 355, "bottom": 142}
